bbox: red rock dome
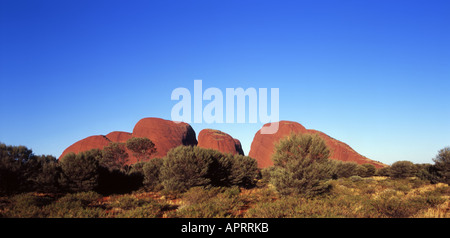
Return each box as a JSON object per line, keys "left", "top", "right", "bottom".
{"left": 59, "top": 135, "right": 111, "bottom": 159}
{"left": 197, "top": 129, "right": 244, "bottom": 155}
{"left": 59, "top": 117, "right": 198, "bottom": 162}
{"left": 105, "top": 131, "right": 132, "bottom": 143}
{"left": 249, "top": 121, "right": 386, "bottom": 168}
{"left": 132, "top": 117, "right": 197, "bottom": 158}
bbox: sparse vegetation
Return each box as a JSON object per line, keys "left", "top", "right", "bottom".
{"left": 269, "top": 133, "right": 334, "bottom": 196}
{"left": 0, "top": 142, "right": 449, "bottom": 218}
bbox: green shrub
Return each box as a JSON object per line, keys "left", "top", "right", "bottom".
{"left": 116, "top": 202, "right": 169, "bottom": 218}
{"left": 0, "top": 144, "right": 60, "bottom": 194}
{"left": 160, "top": 146, "right": 257, "bottom": 193}
{"left": 376, "top": 166, "right": 391, "bottom": 176}
{"left": 370, "top": 190, "right": 423, "bottom": 218}
{"left": 126, "top": 137, "right": 157, "bottom": 162}
{"left": 349, "top": 175, "right": 363, "bottom": 182}
{"left": 101, "top": 142, "right": 129, "bottom": 171}
{"left": 270, "top": 134, "right": 334, "bottom": 197}
{"left": 143, "top": 158, "right": 163, "bottom": 191}
{"left": 57, "top": 191, "right": 101, "bottom": 207}
{"left": 44, "top": 191, "right": 105, "bottom": 218}
{"left": 228, "top": 154, "right": 259, "bottom": 188}
{"left": 332, "top": 161, "right": 359, "bottom": 178}
{"left": 389, "top": 161, "right": 415, "bottom": 179}
{"left": 433, "top": 147, "right": 450, "bottom": 184}
{"left": 169, "top": 195, "right": 243, "bottom": 218}
{"left": 415, "top": 163, "right": 441, "bottom": 184}
{"left": 182, "top": 187, "right": 219, "bottom": 205}
{"left": 360, "top": 164, "right": 376, "bottom": 177}
{"left": 58, "top": 150, "right": 101, "bottom": 192}
{"left": 160, "top": 146, "right": 215, "bottom": 192}
{"left": 111, "top": 195, "right": 142, "bottom": 210}
{"left": 12, "top": 193, "right": 54, "bottom": 208}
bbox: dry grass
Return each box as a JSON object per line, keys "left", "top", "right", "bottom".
{"left": 1, "top": 177, "right": 448, "bottom": 218}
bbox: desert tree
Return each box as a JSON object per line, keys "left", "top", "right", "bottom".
{"left": 358, "top": 164, "right": 376, "bottom": 177}
{"left": 143, "top": 158, "right": 164, "bottom": 191}
{"left": 389, "top": 160, "right": 415, "bottom": 179}
{"left": 160, "top": 146, "right": 215, "bottom": 192}
{"left": 270, "top": 133, "right": 334, "bottom": 196}
{"left": 101, "top": 142, "right": 129, "bottom": 171}
{"left": 58, "top": 149, "right": 101, "bottom": 192}
{"left": 227, "top": 154, "right": 259, "bottom": 188}
{"left": 331, "top": 161, "right": 359, "bottom": 179}
{"left": 0, "top": 143, "right": 34, "bottom": 194}
{"left": 433, "top": 147, "right": 450, "bottom": 184}
{"left": 126, "top": 137, "right": 157, "bottom": 162}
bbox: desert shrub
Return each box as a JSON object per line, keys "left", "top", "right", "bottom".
{"left": 143, "top": 158, "right": 163, "bottom": 191}
{"left": 389, "top": 161, "right": 415, "bottom": 179}
{"left": 126, "top": 137, "right": 157, "bottom": 162}
{"left": 182, "top": 186, "right": 220, "bottom": 205}
{"left": 433, "top": 147, "right": 450, "bottom": 184}
{"left": 28, "top": 155, "right": 61, "bottom": 193}
{"left": 222, "top": 186, "right": 241, "bottom": 198}
{"left": 245, "top": 195, "right": 362, "bottom": 218}
{"left": 349, "top": 175, "right": 363, "bottom": 182}
{"left": 415, "top": 163, "right": 441, "bottom": 184}
{"left": 376, "top": 166, "right": 391, "bottom": 176}
{"left": 360, "top": 164, "right": 376, "bottom": 177}
{"left": 370, "top": 190, "right": 424, "bottom": 218}
{"left": 3, "top": 194, "right": 47, "bottom": 218}
{"left": 115, "top": 202, "right": 170, "bottom": 218}
{"left": 423, "top": 194, "right": 446, "bottom": 208}
{"left": 260, "top": 166, "right": 276, "bottom": 184}
{"left": 101, "top": 142, "right": 129, "bottom": 171}
{"left": 269, "top": 134, "right": 334, "bottom": 196}
{"left": 227, "top": 154, "right": 259, "bottom": 188}
{"left": 160, "top": 146, "right": 257, "bottom": 193}
{"left": 58, "top": 150, "right": 101, "bottom": 192}
{"left": 0, "top": 144, "right": 33, "bottom": 194}
{"left": 4, "top": 191, "right": 104, "bottom": 218}
{"left": 13, "top": 193, "right": 54, "bottom": 208}
{"left": 58, "top": 191, "right": 101, "bottom": 207}
{"left": 0, "top": 144, "right": 60, "bottom": 194}
{"left": 111, "top": 195, "right": 142, "bottom": 209}
{"left": 169, "top": 194, "right": 243, "bottom": 218}
{"left": 97, "top": 166, "right": 143, "bottom": 195}
{"left": 332, "top": 161, "right": 359, "bottom": 178}
{"left": 160, "top": 146, "right": 216, "bottom": 192}
{"left": 44, "top": 191, "right": 105, "bottom": 218}
{"left": 244, "top": 197, "right": 297, "bottom": 218}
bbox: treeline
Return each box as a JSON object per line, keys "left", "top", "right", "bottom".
{"left": 261, "top": 133, "right": 450, "bottom": 197}
{"left": 0, "top": 138, "right": 259, "bottom": 196}
{"left": 1, "top": 135, "right": 449, "bottom": 197}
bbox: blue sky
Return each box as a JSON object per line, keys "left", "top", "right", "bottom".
{"left": 1, "top": 0, "right": 449, "bottom": 165}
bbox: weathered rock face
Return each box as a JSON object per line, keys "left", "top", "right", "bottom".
{"left": 105, "top": 131, "right": 132, "bottom": 143}
{"left": 59, "top": 135, "right": 111, "bottom": 160}
{"left": 197, "top": 129, "right": 245, "bottom": 155}
{"left": 249, "top": 121, "right": 386, "bottom": 168}
{"left": 59, "top": 117, "right": 198, "bottom": 162}
{"left": 132, "top": 117, "right": 198, "bottom": 158}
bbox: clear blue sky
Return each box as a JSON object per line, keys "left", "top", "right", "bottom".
{"left": 1, "top": 0, "right": 449, "bottom": 165}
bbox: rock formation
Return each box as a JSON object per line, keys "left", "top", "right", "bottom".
{"left": 59, "top": 117, "right": 198, "bottom": 162}
{"left": 105, "top": 131, "right": 132, "bottom": 143}
{"left": 197, "top": 129, "right": 244, "bottom": 155}
{"left": 60, "top": 118, "right": 384, "bottom": 169}
{"left": 59, "top": 135, "right": 111, "bottom": 160}
{"left": 132, "top": 117, "right": 197, "bottom": 158}
{"left": 249, "top": 121, "right": 386, "bottom": 168}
